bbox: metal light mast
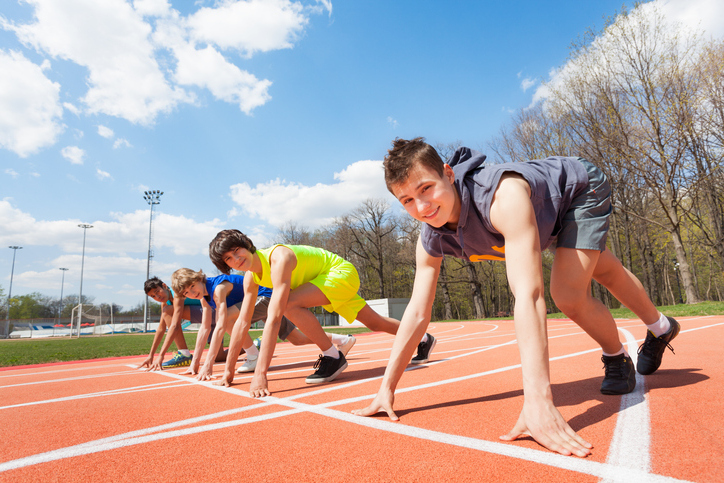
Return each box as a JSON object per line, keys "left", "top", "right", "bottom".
{"left": 143, "top": 190, "right": 163, "bottom": 332}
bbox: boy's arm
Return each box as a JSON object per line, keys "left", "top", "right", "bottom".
{"left": 197, "top": 282, "right": 232, "bottom": 381}
{"left": 490, "top": 174, "right": 592, "bottom": 457}
{"left": 215, "top": 277, "right": 259, "bottom": 386}
{"left": 183, "top": 301, "right": 212, "bottom": 375}
{"left": 137, "top": 312, "right": 168, "bottom": 369}
{"left": 353, "top": 236, "right": 441, "bottom": 417}
{"left": 149, "top": 299, "right": 185, "bottom": 371}
{"left": 249, "top": 247, "right": 295, "bottom": 398}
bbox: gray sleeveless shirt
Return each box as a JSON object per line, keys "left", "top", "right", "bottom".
{"left": 420, "top": 148, "right": 589, "bottom": 261}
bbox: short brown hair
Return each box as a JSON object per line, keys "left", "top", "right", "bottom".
{"left": 171, "top": 268, "right": 206, "bottom": 295}
{"left": 144, "top": 276, "right": 165, "bottom": 294}
{"left": 383, "top": 137, "right": 445, "bottom": 192}
{"left": 209, "top": 229, "right": 256, "bottom": 275}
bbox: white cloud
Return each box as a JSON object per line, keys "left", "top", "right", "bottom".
{"left": 63, "top": 102, "right": 80, "bottom": 115}
{"left": 96, "top": 168, "right": 112, "bottom": 180}
{"left": 8, "top": 0, "right": 192, "bottom": 125}
{"left": 174, "top": 44, "right": 272, "bottom": 114}
{"left": 133, "top": 0, "right": 172, "bottom": 17}
{"left": 0, "top": 49, "right": 64, "bottom": 157}
{"left": 187, "top": 0, "right": 308, "bottom": 56}
{"left": 520, "top": 77, "right": 536, "bottom": 92}
{"left": 113, "top": 138, "right": 132, "bottom": 149}
{"left": 5, "top": 168, "right": 19, "bottom": 178}
{"left": 61, "top": 145, "right": 85, "bottom": 164}
{"left": 97, "top": 125, "right": 114, "bottom": 139}
{"left": 387, "top": 116, "right": 398, "bottom": 128}
{"left": 229, "top": 160, "right": 396, "bottom": 228}
{"left": 0, "top": 199, "right": 224, "bottom": 257}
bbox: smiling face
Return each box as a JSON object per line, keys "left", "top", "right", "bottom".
{"left": 390, "top": 162, "right": 461, "bottom": 230}
{"left": 181, "top": 280, "right": 206, "bottom": 300}
{"left": 147, "top": 285, "right": 170, "bottom": 304}
{"left": 222, "top": 247, "right": 253, "bottom": 272}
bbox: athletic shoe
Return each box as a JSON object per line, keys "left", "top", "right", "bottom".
{"left": 162, "top": 352, "right": 192, "bottom": 368}
{"left": 236, "top": 355, "right": 258, "bottom": 373}
{"left": 253, "top": 336, "right": 262, "bottom": 349}
{"left": 410, "top": 333, "right": 436, "bottom": 364}
{"left": 636, "top": 317, "right": 680, "bottom": 375}
{"left": 337, "top": 335, "right": 356, "bottom": 357}
{"left": 600, "top": 353, "right": 636, "bottom": 395}
{"left": 305, "top": 353, "right": 348, "bottom": 384}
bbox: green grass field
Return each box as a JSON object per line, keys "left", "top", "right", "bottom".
{"left": 2, "top": 301, "right": 723, "bottom": 368}
{"left": 0, "top": 327, "right": 371, "bottom": 368}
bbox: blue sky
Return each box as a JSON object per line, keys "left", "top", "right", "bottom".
{"left": 1, "top": 0, "right": 723, "bottom": 311}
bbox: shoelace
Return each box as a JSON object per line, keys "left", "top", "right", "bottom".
{"left": 637, "top": 332, "right": 676, "bottom": 357}
{"left": 312, "top": 354, "right": 325, "bottom": 370}
{"left": 602, "top": 356, "right": 628, "bottom": 378}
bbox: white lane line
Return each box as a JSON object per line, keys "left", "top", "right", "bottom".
{"left": 0, "top": 370, "right": 140, "bottom": 389}
{"left": 0, "top": 380, "right": 190, "bottom": 410}
{"left": 0, "top": 389, "right": 692, "bottom": 483}
{"left": 601, "top": 328, "right": 651, "bottom": 483}
{"left": 3, "top": 321, "right": 715, "bottom": 480}
{"left": 0, "top": 364, "right": 132, "bottom": 379}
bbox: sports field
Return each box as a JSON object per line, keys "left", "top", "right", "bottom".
{"left": 1, "top": 317, "right": 722, "bottom": 482}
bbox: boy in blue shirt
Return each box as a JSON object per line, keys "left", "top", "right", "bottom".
{"left": 353, "top": 138, "right": 679, "bottom": 458}
{"left": 138, "top": 277, "right": 222, "bottom": 370}
{"left": 171, "top": 268, "right": 356, "bottom": 380}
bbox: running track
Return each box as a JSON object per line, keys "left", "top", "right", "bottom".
{"left": 1, "top": 317, "right": 722, "bottom": 482}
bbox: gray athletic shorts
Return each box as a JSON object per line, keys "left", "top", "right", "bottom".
{"left": 186, "top": 306, "right": 216, "bottom": 344}
{"left": 555, "top": 159, "right": 612, "bottom": 252}
{"left": 252, "top": 296, "right": 296, "bottom": 341}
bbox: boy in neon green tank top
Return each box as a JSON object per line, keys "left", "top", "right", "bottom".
{"left": 209, "top": 229, "right": 435, "bottom": 396}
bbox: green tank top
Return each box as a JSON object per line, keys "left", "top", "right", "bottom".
{"left": 252, "top": 244, "right": 344, "bottom": 289}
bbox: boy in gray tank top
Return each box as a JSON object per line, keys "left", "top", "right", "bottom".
{"left": 353, "top": 138, "right": 679, "bottom": 458}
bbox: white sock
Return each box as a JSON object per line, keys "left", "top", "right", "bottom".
{"left": 330, "top": 334, "right": 348, "bottom": 345}
{"left": 244, "top": 344, "right": 259, "bottom": 359}
{"left": 645, "top": 312, "right": 671, "bottom": 337}
{"left": 420, "top": 333, "right": 429, "bottom": 344}
{"left": 179, "top": 349, "right": 191, "bottom": 357}
{"left": 322, "top": 346, "right": 340, "bottom": 359}
{"left": 602, "top": 346, "right": 626, "bottom": 357}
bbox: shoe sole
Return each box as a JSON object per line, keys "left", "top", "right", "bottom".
{"left": 410, "top": 337, "right": 436, "bottom": 364}
{"left": 236, "top": 361, "right": 257, "bottom": 373}
{"left": 305, "top": 360, "right": 348, "bottom": 384}
{"left": 338, "top": 337, "right": 356, "bottom": 357}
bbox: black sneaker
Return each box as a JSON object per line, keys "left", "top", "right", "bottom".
{"left": 305, "top": 352, "right": 348, "bottom": 384}
{"left": 636, "top": 317, "right": 680, "bottom": 375}
{"left": 410, "top": 334, "right": 436, "bottom": 364}
{"left": 600, "top": 353, "right": 636, "bottom": 395}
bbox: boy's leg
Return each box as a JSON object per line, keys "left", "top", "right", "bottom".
{"left": 551, "top": 247, "right": 623, "bottom": 353}
{"left": 551, "top": 247, "right": 635, "bottom": 395}
{"left": 592, "top": 248, "right": 659, "bottom": 324}
{"left": 354, "top": 304, "right": 399, "bottom": 334}
{"left": 285, "top": 283, "right": 337, "bottom": 351}
{"left": 592, "top": 248, "right": 679, "bottom": 375}
{"left": 355, "top": 304, "right": 435, "bottom": 364}
{"left": 286, "top": 283, "right": 349, "bottom": 383}
{"left": 285, "top": 326, "right": 357, "bottom": 356}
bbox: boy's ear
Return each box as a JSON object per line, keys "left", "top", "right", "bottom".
{"left": 443, "top": 164, "right": 455, "bottom": 183}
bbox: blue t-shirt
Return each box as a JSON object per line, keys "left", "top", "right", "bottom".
{"left": 203, "top": 274, "right": 271, "bottom": 309}
{"left": 167, "top": 288, "right": 201, "bottom": 306}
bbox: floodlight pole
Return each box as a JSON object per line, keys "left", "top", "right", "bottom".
{"left": 5, "top": 246, "right": 22, "bottom": 339}
{"left": 77, "top": 224, "right": 93, "bottom": 338}
{"left": 58, "top": 267, "right": 69, "bottom": 326}
{"left": 143, "top": 190, "right": 163, "bottom": 333}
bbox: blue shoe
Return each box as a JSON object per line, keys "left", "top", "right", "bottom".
{"left": 162, "top": 352, "right": 192, "bottom": 368}
{"left": 253, "top": 336, "right": 262, "bottom": 349}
